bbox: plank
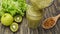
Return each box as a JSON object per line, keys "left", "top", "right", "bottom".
{"left": 0, "top": 0, "right": 60, "bottom": 34}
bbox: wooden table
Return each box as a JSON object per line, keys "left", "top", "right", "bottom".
{"left": 0, "top": 0, "right": 60, "bottom": 34}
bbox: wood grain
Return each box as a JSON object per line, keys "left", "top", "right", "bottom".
{"left": 0, "top": 0, "right": 60, "bottom": 34}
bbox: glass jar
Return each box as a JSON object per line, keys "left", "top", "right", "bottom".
{"left": 26, "top": 5, "right": 43, "bottom": 29}
{"left": 30, "top": 0, "right": 54, "bottom": 10}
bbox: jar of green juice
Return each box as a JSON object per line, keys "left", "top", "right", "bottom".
{"left": 30, "top": 0, "right": 53, "bottom": 10}
{"left": 26, "top": 5, "right": 43, "bottom": 29}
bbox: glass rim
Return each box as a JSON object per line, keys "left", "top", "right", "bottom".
{"left": 26, "top": 11, "right": 43, "bottom": 17}
{"left": 45, "top": 0, "right": 55, "bottom": 8}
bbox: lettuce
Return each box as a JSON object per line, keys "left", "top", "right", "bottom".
{"left": 0, "top": 0, "right": 26, "bottom": 16}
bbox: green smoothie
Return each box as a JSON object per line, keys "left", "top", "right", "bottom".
{"left": 26, "top": 5, "right": 43, "bottom": 29}
{"left": 30, "top": 0, "right": 53, "bottom": 10}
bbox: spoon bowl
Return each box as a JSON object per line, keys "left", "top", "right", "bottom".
{"left": 42, "top": 14, "right": 60, "bottom": 29}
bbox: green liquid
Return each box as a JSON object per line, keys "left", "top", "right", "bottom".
{"left": 26, "top": 5, "right": 43, "bottom": 29}
{"left": 30, "top": 0, "right": 53, "bottom": 9}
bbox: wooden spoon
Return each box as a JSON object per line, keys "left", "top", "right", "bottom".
{"left": 42, "top": 14, "right": 60, "bottom": 29}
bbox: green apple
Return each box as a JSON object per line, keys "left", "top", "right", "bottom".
{"left": 1, "top": 13, "right": 13, "bottom": 26}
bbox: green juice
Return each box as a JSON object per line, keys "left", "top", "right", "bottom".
{"left": 30, "top": 0, "right": 53, "bottom": 10}
{"left": 26, "top": 5, "right": 43, "bottom": 29}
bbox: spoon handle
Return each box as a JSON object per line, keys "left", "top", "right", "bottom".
{"left": 55, "top": 14, "right": 60, "bottom": 19}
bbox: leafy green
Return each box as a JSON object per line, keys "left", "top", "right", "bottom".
{"left": 0, "top": 0, "right": 26, "bottom": 16}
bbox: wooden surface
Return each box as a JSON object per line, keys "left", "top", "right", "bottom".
{"left": 0, "top": 0, "right": 60, "bottom": 34}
